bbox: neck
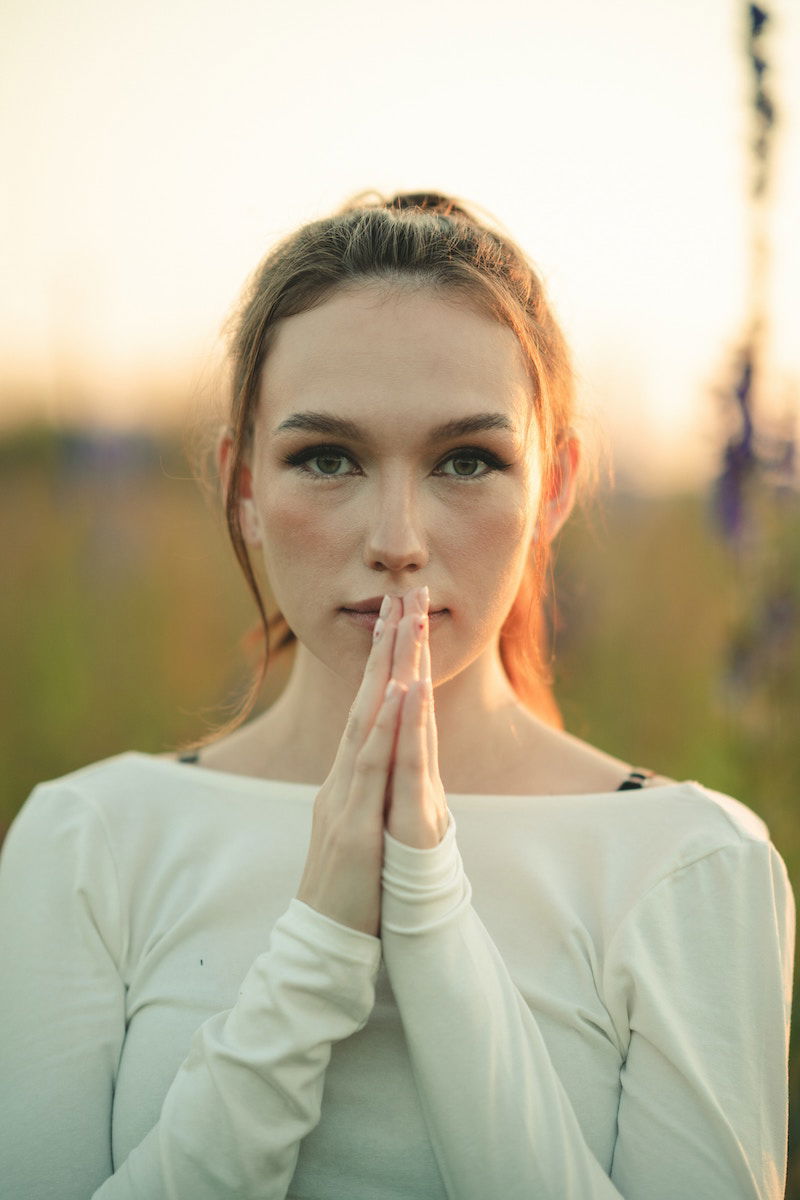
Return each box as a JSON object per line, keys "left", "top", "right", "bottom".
{"left": 245, "top": 639, "right": 551, "bottom": 791}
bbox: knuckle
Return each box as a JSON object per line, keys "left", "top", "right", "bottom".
{"left": 343, "top": 712, "right": 364, "bottom": 745}
{"left": 374, "top": 700, "right": 397, "bottom": 728}
{"left": 393, "top": 745, "right": 421, "bottom": 771}
{"left": 313, "top": 779, "right": 335, "bottom": 811}
{"left": 353, "top": 749, "right": 383, "bottom": 777}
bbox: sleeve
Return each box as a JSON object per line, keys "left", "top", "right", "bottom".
{"left": 379, "top": 814, "right": 794, "bottom": 1200}
{"left": 0, "top": 783, "right": 381, "bottom": 1200}
{"left": 603, "top": 837, "right": 794, "bottom": 1200}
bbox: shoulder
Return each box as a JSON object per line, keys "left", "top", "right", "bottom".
{"left": 602, "top": 789, "right": 794, "bottom": 1055}
{"left": 668, "top": 781, "right": 792, "bottom": 905}
{"left": 3, "top": 753, "right": 239, "bottom": 912}
{"left": 0, "top": 756, "right": 149, "bottom": 915}
{"left": 599, "top": 783, "right": 794, "bottom": 962}
{"left": 25, "top": 748, "right": 210, "bottom": 797}
{"left": 18, "top": 750, "right": 161, "bottom": 811}
{"left": 674, "top": 780, "right": 771, "bottom": 843}
{"left": 7, "top": 751, "right": 135, "bottom": 830}
{"left": 624, "top": 781, "right": 793, "bottom": 926}
{"left": 642, "top": 777, "right": 770, "bottom": 842}
{"left": 583, "top": 778, "right": 781, "bottom": 921}
{"left": 5, "top": 751, "right": 198, "bottom": 854}
{"left": 622, "top": 777, "right": 771, "bottom": 854}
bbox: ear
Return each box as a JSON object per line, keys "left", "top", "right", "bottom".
{"left": 537, "top": 435, "right": 581, "bottom": 545}
{"left": 216, "top": 424, "right": 263, "bottom": 547}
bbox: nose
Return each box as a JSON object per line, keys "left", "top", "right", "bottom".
{"left": 363, "top": 476, "right": 429, "bottom": 574}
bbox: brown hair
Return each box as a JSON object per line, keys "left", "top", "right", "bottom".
{"left": 182, "top": 189, "right": 598, "bottom": 752}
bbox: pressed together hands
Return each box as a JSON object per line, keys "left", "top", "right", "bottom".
{"left": 297, "top": 586, "right": 448, "bottom": 937}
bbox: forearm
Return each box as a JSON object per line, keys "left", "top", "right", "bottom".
{"left": 381, "top": 819, "right": 792, "bottom": 1200}
{"left": 380, "top": 817, "right": 620, "bottom": 1199}
{"left": 3, "top": 885, "right": 380, "bottom": 1200}
{"left": 100, "top": 901, "right": 379, "bottom": 1199}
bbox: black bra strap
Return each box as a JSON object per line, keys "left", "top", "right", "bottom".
{"left": 177, "top": 751, "right": 652, "bottom": 787}
{"left": 617, "top": 768, "right": 654, "bottom": 791}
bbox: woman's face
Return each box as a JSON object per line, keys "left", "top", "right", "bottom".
{"left": 238, "top": 283, "right": 554, "bottom": 687}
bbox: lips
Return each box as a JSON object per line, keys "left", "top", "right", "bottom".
{"left": 341, "top": 596, "right": 391, "bottom": 613}
{"left": 341, "top": 607, "right": 448, "bottom": 630}
{"left": 341, "top": 598, "right": 447, "bottom": 614}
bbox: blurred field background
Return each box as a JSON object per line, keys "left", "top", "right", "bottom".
{"left": 2, "top": 415, "right": 798, "bottom": 1184}
{"left": 3, "top": 0, "right": 799, "bottom": 1185}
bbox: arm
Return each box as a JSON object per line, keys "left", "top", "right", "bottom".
{"left": 0, "top": 590, "right": 441, "bottom": 1198}
{"left": 604, "top": 836, "right": 794, "bottom": 1199}
{"left": 0, "top": 783, "right": 380, "bottom": 1200}
{"left": 380, "top": 818, "right": 794, "bottom": 1200}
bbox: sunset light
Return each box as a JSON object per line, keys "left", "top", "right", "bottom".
{"left": 2, "top": 0, "right": 798, "bottom": 490}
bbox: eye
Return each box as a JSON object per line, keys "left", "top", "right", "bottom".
{"left": 282, "top": 445, "right": 359, "bottom": 478}
{"left": 436, "top": 450, "right": 507, "bottom": 480}
{"left": 281, "top": 444, "right": 512, "bottom": 482}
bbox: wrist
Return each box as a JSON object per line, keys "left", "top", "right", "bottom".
{"left": 381, "top": 811, "right": 472, "bottom": 934}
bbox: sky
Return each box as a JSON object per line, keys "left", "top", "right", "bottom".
{"left": 1, "top": 0, "right": 798, "bottom": 490}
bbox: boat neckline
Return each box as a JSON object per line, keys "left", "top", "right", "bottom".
{"left": 126, "top": 751, "right": 695, "bottom": 803}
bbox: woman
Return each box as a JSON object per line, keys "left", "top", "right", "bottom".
{"left": 0, "top": 191, "right": 794, "bottom": 1199}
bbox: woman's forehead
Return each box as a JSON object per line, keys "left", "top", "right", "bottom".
{"left": 256, "top": 285, "right": 534, "bottom": 436}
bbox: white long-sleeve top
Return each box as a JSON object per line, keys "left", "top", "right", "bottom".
{"left": 0, "top": 750, "right": 793, "bottom": 1199}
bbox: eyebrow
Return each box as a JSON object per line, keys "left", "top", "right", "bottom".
{"left": 272, "top": 410, "right": 516, "bottom": 442}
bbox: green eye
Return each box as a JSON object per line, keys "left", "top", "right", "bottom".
{"left": 281, "top": 446, "right": 357, "bottom": 477}
{"left": 282, "top": 443, "right": 512, "bottom": 482}
{"left": 310, "top": 452, "right": 351, "bottom": 476}
{"left": 441, "top": 454, "right": 489, "bottom": 478}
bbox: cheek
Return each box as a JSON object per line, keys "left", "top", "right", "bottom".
{"left": 441, "top": 494, "right": 534, "bottom": 633}
{"left": 470, "top": 503, "right": 528, "bottom": 551}
{"left": 258, "top": 479, "right": 535, "bottom": 585}
{"left": 255, "top": 491, "right": 347, "bottom": 624}
{"left": 267, "top": 499, "right": 313, "bottom": 545}
{"left": 259, "top": 489, "right": 342, "bottom": 560}
{"left": 448, "top": 490, "right": 532, "bottom": 571}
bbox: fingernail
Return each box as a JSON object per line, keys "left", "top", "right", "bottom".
{"left": 372, "top": 617, "right": 384, "bottom": 641}
{"left": 420, "top": 585, "right": 429, "bottom": 611}
{"left": 379, "top": 594, "right": 392, "bottom": 619}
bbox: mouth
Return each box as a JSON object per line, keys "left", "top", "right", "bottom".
{"left": 340, "top": 607, "right": 449, "bottom": 630}
{"left": 340, "top": 595, "right": 403, "bottom": 613}
{"left": 340, "top": 594, "right": 448, "bottom": 615}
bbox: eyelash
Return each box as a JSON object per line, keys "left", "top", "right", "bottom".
{"left": 281, "top": 443, "right": 513, "bottom": 482}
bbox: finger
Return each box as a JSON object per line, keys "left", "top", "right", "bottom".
{"left": 419, "top": 629, "right": 438, "bottom": 772}
{"left": 414, "top": 584, "right": 437, "bottom": 772}
{"left": 349, "top": 678, "right": 408, "bottom": 811}
{"left": 338, "top": 595, "right": 400, "bottom": 771}
{"left": 394, "top": 589, "right": 425, "bottom": 689}
{"left": 392, "top": 679, "right": 429, "bottom": 785}
{"left": 386, "top": 681, "right": 436, "bottom": 845}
